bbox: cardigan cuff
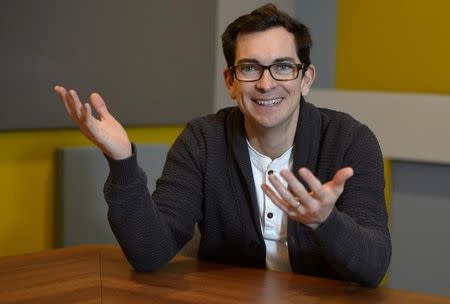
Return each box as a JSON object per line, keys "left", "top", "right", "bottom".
{"left": 311, "top": 207, "right": 343, "bottom": 240}
{"left": 105, "top": 143, "right": 140, "bottom": 185}
{"left": 309, "top": 207, "right": 356, "bottom": 252}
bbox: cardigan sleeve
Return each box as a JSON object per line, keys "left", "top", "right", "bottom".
{"left": 311, "top": 124, "right": 391, "bottom": 287}
{"left": 104, "top": 124, "right": 204, "bottom": 272}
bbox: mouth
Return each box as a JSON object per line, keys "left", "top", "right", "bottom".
{"left": 252, "top": 97, "right": 283, "bottom": 106}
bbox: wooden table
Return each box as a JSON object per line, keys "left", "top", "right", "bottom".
{"left": 1, "top": 245, "right": 449, "bottom": 304}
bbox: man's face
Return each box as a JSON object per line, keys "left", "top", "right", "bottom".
{"left": 224, "top": 26, "right": 314, "bottom": 133}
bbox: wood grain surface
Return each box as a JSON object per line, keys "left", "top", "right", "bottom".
{"left": 1, "top": 245, "right": 449, "bottom": 304}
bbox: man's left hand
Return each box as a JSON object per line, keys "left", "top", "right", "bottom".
{"left": 261, "top": 167, "right": 353, "bottom": 229}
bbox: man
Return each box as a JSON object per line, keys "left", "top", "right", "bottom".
{"left": 55, "top": 4, "right": 391, "bottom": 287}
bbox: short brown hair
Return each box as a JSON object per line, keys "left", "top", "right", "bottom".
{"left": 222, "top": 3, "right": 312, "bottom": 73}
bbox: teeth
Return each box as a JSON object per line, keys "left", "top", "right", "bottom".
{"left": 254, "top": 98, "right": 282, "bottom": 105}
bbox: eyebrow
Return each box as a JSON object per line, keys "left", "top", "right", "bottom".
{"left": 273, "top": 57, "right": 296, "bottom": 63}
{"left": 236, "top": 57, "right": 297, "bottom": 65}
{"left": 236, "top": 58, "right": 259, "bottom": 65}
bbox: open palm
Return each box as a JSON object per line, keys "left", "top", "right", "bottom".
{"left": 54, "top": 86, "right": 132, "bottom": 160}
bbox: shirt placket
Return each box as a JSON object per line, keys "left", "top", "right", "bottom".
{"left": 263, "top": 160, "right": 284, "bottom": 241}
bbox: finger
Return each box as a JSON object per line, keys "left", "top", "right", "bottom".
{"left": 67, "top": 89, "right": 83, "bottom": 119}
{"left": 54, "top": 86, "right": 74, "bottom": 117}
{"left": 332, "top": 167, "right": 354, "bottom": 188}
{"left": 297, "top": 168, "right": 339, "bottom": 205}
{"left": 80, "top": 102, "right": 93, "bottom": 125}
{"left": 89, "top": 93, "right": 112, "bottom": 120}
{"left": 278, "top": 169, "right": 315, "bottom": 207}
{"left": 54, "top": 85, "right": 67, "bottom": 100}
{"left": 261, "top": 184, "right": 300, "bottom": 217}
{"left": 55, "top": 86, "right": 82, "bottom": 123}
{"left": 267, "top": 173, "right": 307, "bottom": 210}
{"left": 79, "top": 103, "right": 99, "bottom": 138}
{"left": 298, "top": 167, "right": 323, "bottom": 195}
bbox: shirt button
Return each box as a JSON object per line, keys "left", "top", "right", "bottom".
{"left": 267, "top": 212, "right": 273, "bottom": 219}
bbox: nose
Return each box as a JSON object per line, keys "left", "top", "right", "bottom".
{"left": 255, "top": 69, "right": 276, "bottom": 91}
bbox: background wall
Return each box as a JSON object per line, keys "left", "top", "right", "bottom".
{"left": 1, "top": 0, "right": 216, "bottom": 129}
{"left": 336, "top": 1, "right": 450, "bottom": 94}
{"left": 296, "top": 0, "right": 337, "bottom": 89}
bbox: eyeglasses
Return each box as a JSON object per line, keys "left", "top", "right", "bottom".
{"left": 232, "top": 62, "right": 304, "bottom": 82}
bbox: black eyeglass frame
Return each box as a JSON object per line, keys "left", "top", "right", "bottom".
{"left": 231, "top": 62, "right": 305, "bottom": 82}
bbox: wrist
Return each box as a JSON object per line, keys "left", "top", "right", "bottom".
{"left": 104, "top": 142, "right": 132, "bottom": 160}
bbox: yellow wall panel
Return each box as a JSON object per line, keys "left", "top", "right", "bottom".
{"left": 0, "top": 126, "right": 183, "bottom": 256}
{"left": 336, "top": 0, "right": 450, "bottom": 94}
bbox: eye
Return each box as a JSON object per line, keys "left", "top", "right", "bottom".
{"left": 274, "top": 63, "right": 294, "bottom": 72}
{"left": 238, "top": 64, "right": 260, "bottom": 73}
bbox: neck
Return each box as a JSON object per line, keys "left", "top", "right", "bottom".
{"left": 245, "top": 117, "right": 298, "bottom": 160}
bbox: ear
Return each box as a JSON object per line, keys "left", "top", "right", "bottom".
{"left": 223, "top": 67, "right": 237, "bottom": 100}
{"left": 300, "top": 64, "right": 315, "bottom": 97}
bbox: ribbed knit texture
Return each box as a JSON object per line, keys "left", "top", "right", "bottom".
{"left": 104, "top": 98, "right": 391, "bottom": 287}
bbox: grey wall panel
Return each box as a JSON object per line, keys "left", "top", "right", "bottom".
{"left": 55, "top": 144, "right": 168, "bottom": 247}
{"left": 388, "top": 160, "right": 450, "bottom": 296}
{"left": 1, "top": 0, "right": 216, "bottom": 130}
{"left": 295, "top": 0, "right": 337, "bottom": 88}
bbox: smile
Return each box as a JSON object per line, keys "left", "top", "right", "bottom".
{"left": 253, "top": 98, "right": 283, "bottom": 106}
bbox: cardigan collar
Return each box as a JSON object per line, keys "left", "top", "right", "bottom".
{"left": 227, "top": 96, "right": 322, "bottom": 179}
{"left": 292, "top": 96, "right": 322, "bottom": 182}
{"left": 225, "top": 96, "right": 323, "bottom": 234}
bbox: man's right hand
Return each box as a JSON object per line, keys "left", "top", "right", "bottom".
{"left": 54, "top": 85, "right": 132, "bottom": 160}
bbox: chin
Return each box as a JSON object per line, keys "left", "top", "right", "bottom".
{"left": 253, "top": 116, "right": 284, "bottom": 129}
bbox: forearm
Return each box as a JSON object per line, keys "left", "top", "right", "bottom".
{"left": 312, "top": 207, "right": 391, "bottom": 287}
{"left": 314, "top": 123, "right": 391, "bottom": 287}
{"left": 104, "top": 154, "right": 178, "bottom": 271}
{"left": 104, "top": 134, "right": 204, "bottom": 272}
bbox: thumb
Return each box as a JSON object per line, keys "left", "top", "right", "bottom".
{"left": 332, "top": 167, "right": 354, "bottom": 188}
